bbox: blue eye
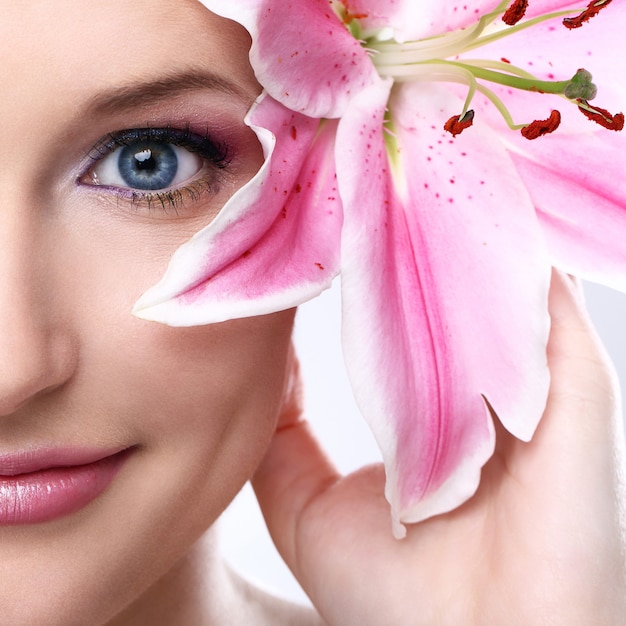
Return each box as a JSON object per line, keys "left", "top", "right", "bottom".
{"left": 90, "top": 135, "right": 208, "bottom": 192}
{"left": 83, "top": 126, "right": 231, "bottom": 211}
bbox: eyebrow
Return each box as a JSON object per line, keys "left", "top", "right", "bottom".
{"left": 85, "top": 70, "right": 256, "bottom": 116}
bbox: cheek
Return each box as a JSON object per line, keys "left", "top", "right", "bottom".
{"left": 50, "top": 171, "right": 294, "bottom": 514}
{"left": 83, "top": 310, "right": 295, "bottom": 512}
{"left": 47, "top": 310, "right": 296, "bottom": 623}
{"left": 43, "top": 181, "right": 295, "bottom": 587}
{"left": 140, "top": 315, "right": 294, "bottom": 464}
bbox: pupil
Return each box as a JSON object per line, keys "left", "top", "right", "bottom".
{"left": 118, "top": 141, "right": 178, "bottom": 190}
{"left": 135, "top": 149, "right": 156, "bottom": 172}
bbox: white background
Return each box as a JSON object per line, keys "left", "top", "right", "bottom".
{"left": 219, "top": 281, "right": 626, "bottom": 604}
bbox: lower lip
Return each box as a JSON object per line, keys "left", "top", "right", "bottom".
{"left": 0, "top": 449, "right": 131, "bottom": 525}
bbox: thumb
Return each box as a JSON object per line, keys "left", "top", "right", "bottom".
{"left": 252, "top": 352, "right": 340, "bottom": 576}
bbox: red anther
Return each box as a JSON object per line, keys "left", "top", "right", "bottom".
{"left": 520, "top": 110, "right": 561, "bottom": 139}
{"left": 563, "top": 0, "right": 612, "bottom": 29}
{"left": 444, "top": 110, "right": 475, "bottom": 137}
{"left": 342, "top": 1, "right": 369, "bottom": 23}
{"left": 502, "top": 0, "right": 528, "bottom": 25}
{"left": 577, "top": 101, "right": 624, "bottom": 130}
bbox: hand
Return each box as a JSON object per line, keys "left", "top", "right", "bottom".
{"left": 253, "top": 271, "right": 626, "bottom": 626}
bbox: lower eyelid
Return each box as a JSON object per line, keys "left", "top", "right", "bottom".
{"left": 78, "top": 167, "right": 229, "bottom": 220}
{"left": 131, "top": 179, "right": 222, "bottom": 213}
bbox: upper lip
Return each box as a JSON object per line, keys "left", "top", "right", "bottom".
{"left": 0, "top": 446, "right": 131, "bottom": 476}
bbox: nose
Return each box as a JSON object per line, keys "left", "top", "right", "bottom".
{"left": 0, "top": 218, "right": 77, "bottom": 415}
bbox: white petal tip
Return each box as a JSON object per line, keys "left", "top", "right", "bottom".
{"left": 131, "top": 290, "right": 167, "bottom": 318}
{"left": 392, "top": 515, "right": 407, "bottom": 540}
{"left": 131, "top": 296, "right": 194, "bottom": 327}
{"left": 131, "top": 305, "right": 156, "bottom": 322}
{"left": 131, "top": 303, "right": 174, "bottom": 325}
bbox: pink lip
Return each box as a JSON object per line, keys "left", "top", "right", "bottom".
{"left": 0, "top": 447, "right": 133, "bottom": 524}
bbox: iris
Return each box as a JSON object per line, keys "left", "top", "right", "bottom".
{"left": 117, "top": 141, "right": 178, "bottom": 190}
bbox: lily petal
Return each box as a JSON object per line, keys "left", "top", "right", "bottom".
{"left": 337, "top": 80, "right": 550, "bottom": 533}
{"left": 183, "top": 1, "right": 623, "bottom": 534}
{"left": 509, "top": 131, "right": 626, "bottom": 291}
{"left": 200, "top": 0, "right": 378, "bottom": 118}
{"left": 340, "top": 0, "right": 510, "bottom": 41}
{"left": 134, "top": 94, "right": 342, "bottom": 325}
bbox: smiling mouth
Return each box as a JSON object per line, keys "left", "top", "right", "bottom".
{"left": 0, "top": 447, "right": 134, "bottom": 525}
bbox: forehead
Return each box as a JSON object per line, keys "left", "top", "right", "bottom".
{"left": 0, "top": 0, "right": 258, "bottom": 109}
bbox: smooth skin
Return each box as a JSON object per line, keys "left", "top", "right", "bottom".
{"left": 2, "top": 0, "right": 625, "bottom": 624}
{"left": 0, "top": 2, "right": 313, "bottom": 625}
{"left": 255, "top": 271, "right": 626, "bottom": 625}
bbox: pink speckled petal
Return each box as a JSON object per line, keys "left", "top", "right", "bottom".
{"left": 343, "top": 0, "right": 534, "bottom": 41}
{"left": 133, "top": 94, "right": 342, "bottom": 325}
{"left": 337, "top": 80, "right": 550, "bottom": 534}
{"left": 508, "top": 131, "right": 626, "bottom": 291}
{"left": 199, "top": 0, "right": 379, "bottom": 118}
{"left": 385, "top": 0, "right": 502, "bottom": 40}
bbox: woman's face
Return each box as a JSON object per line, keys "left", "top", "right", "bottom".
{"left": 0, "top": 1, "right": 293, "bottom": 623}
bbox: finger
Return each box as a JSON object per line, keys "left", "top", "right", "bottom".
{"left": 542, "top": 269, "right": 619, "bottom": 431}
{"left": 494, "top": 269, "right": 623, "bottom": 480}
{"left": 275, "top": 343, "right": 304, "bottom": 431}
{"left": 543, "top": 270, "right": 625, "bottom": 479}
{"left": 252, "top": 410, "right": 341, "bottom": 577}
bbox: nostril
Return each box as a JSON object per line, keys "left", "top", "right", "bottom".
{"left": 0, "top": 386, "right": 44, "bottom": 416}
{"left": 0, "top": 369, "right": 60, "bottom": 415}
{"left": 0, "top": 334, "right": 78, "bottom": 416}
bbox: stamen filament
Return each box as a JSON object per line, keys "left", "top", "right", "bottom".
{"left": 450, "top": 62, "right": 571, "bottom": 94}
{"left": 460, "top": 75, "right": 478, "bottom": 118}
{"left": 387, "top": 59, "right": 572, "bottom": 96}
{"left": 377, "top": 62, "right": 476, "bottom": 85}
{"left": 474, "top": 83, "right": 528, "bottom": 130}
{"left": 371, "top": 6, "right": 591, "bottom": 70}
{"left": 373, "top": 23, "right": 488, "bottom": 65}
{"left": 460, "top": 59, "right": 537, "bottom": 81}
{"left": 467, "top": 8, "right": 589, "bottom": 51}
{"left": 354, "top": 0, "right": 620, "bottom": 140}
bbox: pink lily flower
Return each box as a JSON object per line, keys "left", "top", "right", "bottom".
{"left": 134, "top": 0, "right": 625, "bottom": 537}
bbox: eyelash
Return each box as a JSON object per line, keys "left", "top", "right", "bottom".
{"left": 83, "top": 125, "right": 231, "bottom": 213}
